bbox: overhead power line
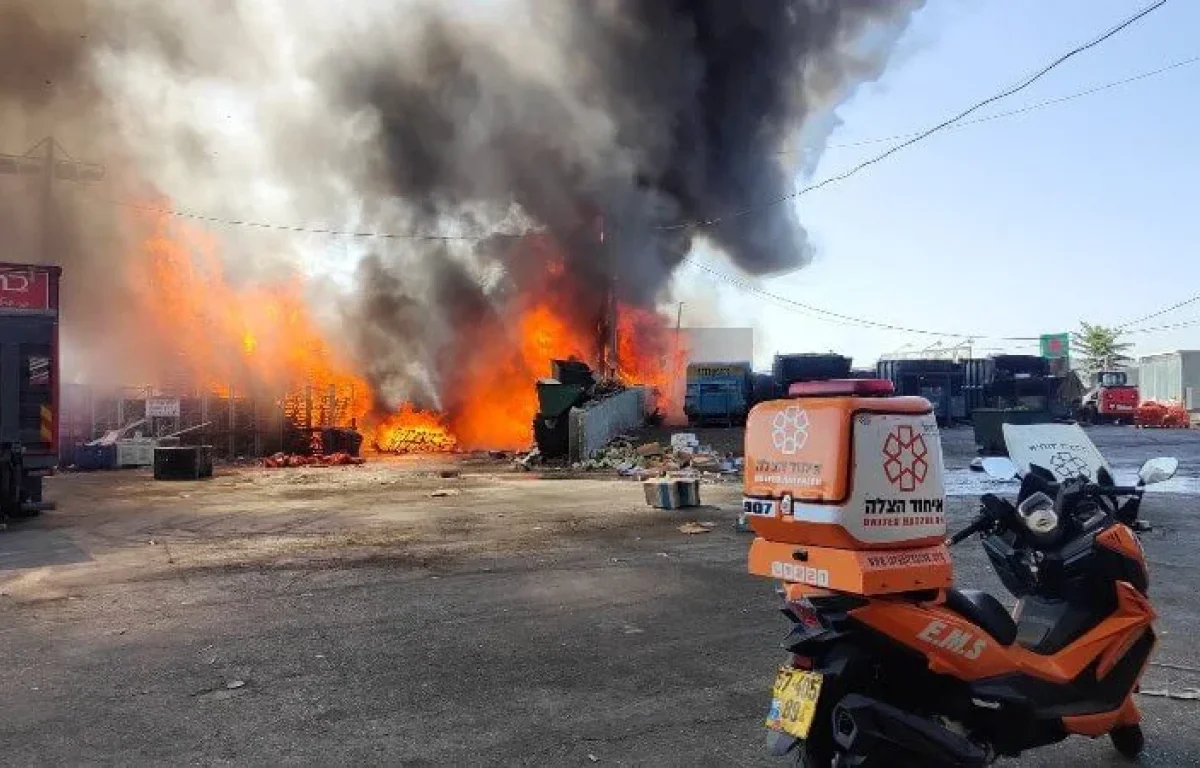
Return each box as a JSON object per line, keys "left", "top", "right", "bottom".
{"left": 1123, "top": 316, "right": 1200, "bottom": 334}
{"left": 816, "top": 54, "right": 1200, "bottom": 151}
{"left": 1119, "top": 290, "right": 1200, "bottom": 329}
{"left": 82, "top": 194, "right": 529, "bottom": 242}
{"left": 684, "top": 257, "right": 1200, "bottom": 343}
{"left": 682, "top": 258, "right": 1039, "bottom": 341}
{"left": 657, "top": 0, "right": 1171, "bottom": 232}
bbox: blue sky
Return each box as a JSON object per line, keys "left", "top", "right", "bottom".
{"left": 678, "top": 0, "right": 1200, "bottom": 369}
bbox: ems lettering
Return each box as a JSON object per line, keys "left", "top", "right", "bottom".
{"left": 918, "top": 619, "right": 988, "bottom": 660}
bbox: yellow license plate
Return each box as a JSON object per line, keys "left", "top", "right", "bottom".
{"left": 765, "top": 667, "right": 824, "bottom": 739}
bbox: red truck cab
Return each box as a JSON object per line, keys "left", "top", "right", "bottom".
{"left": 0, "top": 263, "right": 61, "bottom": 520}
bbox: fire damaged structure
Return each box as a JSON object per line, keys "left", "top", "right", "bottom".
{"left": 59, "top": 383, "right": 364, "bottom": 468}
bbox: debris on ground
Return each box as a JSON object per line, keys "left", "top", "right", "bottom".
{"left": 429, "top": 489, "right": 461, "bottom": 498}
{"left": 262, "top": 452, "right": 366, "bottom": 469}
{"left": 678, "top": 521, "right": 716, "bottom": 535}
{"left": 1136, "top": 401, "right": 1191, "bottom": 429}
{"left": 438, "top": 469, "right": 461, "bottom": 479}
{"left": 514, "top": 447, "right": 542, "bottom": 471}
{"left": 570, "top": 432, "right": 741, "bottom": 485}
{"left": 670, "top": 432, "right": 699, "bottom": 454}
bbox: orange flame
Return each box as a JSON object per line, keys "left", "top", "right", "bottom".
{"left": 125, "top": 205, "right": 680, "bottom": 453}
{"left": 129, "top": 205, "right": 372, "bottom": 426}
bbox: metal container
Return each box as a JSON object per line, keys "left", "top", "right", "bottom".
{"left": 153, "top": 445, "right": 214, "bottom": 480}
{"left": 772, "top": 353, "right": 852, "bottom": 391}
{"left": 751, "top": 373, "right": 777, "bottom": 405}
{"left": 536, "top": 380, "right": 586, "bottom": 419}
{"left": 991, "top": 355, "right": 1048, "bottom": 377}
{"left": 74, "top": 443, "right": 117, "bottom": 471}
{"left": 116, "top": 438, "right": 155, "bottom": 467}
{"left": 551, "top": 360, "right": 596, "bottom": 390}
{"left": 972, "top": 409, "right": 1052, "bottom": 455}
{"left": 533, "top": 415, "right": 570, "bottom": 458}
{"left": 876, "top": 360, "right": 965, "bottom": 424}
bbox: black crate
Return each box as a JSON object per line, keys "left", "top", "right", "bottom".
{"left": 154, "top": 445, "right": 214, "bottom": 481}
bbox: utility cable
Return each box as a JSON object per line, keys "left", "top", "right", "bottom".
{"left": 816, "top": 54, "right": 1200, "bottom": 151}
{"left": 682, "top": 258, "right": 1040, "bottom": 341}
{"left": 81, "top": 193, "right": 530, "bottom": 242}
{"left": 657, "top": 0, "right": 1171, "bottom": 232}
{"left": 1119, "top": 291, "right": 1200, "bottom": 329}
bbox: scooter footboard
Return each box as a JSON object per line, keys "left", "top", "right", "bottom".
{"left": 832, "top": 694, "right": 989, "bottom": 767}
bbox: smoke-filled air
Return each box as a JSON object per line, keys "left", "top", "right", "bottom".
{"left": 0, "top": 0, "right": 923, "bottom": 450}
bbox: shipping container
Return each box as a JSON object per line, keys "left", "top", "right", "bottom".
{"left": 772, "top": 353, "right": 852, "bottom": 392}
{"left": 685, "top": 361, "right": 752, "bottom": 426}
{"left": 1138, "top": 351, "right": 1200, "bottom": 410}
{"left": 875, "top": 359, "right": 965, "bottom": 425}
{"left": 0, "top": 263, "right": 61, "bottom": 514}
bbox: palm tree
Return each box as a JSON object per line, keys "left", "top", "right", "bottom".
{"left": 1072, "top": 322, "right": 1133, "bottom": 374}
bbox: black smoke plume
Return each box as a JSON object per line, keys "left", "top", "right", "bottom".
{"left": 0, "top": 0, "right": 922, "bottom": 416}
{"left": 339, "top": 0, "right": 922, "bottom": 408}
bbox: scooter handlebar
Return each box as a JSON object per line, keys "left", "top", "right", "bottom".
{"left": 1086, "top": 484, "right": 1140, "bottom": 495}
{"left": 946, "top": 514, "right": 988, "bottom": 546}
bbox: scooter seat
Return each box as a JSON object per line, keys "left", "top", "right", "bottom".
{"left": 944, "top": 588, "right": 1017, "bottom": 646}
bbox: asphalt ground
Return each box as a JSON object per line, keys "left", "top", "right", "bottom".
{"left": 1, "top": 426, "right": 1198, "bottom": 766}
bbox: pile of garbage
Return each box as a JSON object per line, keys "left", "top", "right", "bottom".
{"left": 1135, "top": 401, "right": 1191, "bottom": 428}
{"left": 571, "top": 432, "right": 743, "bottom": 482}
{"left": 262, "top": 452, "right": 367, "bottom": 468}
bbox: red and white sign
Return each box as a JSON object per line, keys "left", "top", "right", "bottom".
{"left": 0, "top": 269, "right": 53, "bottom": 311}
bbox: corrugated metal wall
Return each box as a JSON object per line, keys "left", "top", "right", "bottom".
{"left": 1138, "top": 351, "right": 1200, "bottom": 409}
{"left": 1184, "top": 351, "right": 1200, "bottom": 410}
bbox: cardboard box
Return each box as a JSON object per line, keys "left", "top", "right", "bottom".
{"left": 643, "top": 478, "right": 702, "bottom": 509}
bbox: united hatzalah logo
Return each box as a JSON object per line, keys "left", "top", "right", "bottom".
{"left": 882, "top": 425, "right": 929, "bottom": 492}
{"left": 771, "top": 406, "right": 810, "bottom": 455}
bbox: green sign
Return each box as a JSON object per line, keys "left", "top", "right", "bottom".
{"left": 1040, "top": 333, "right": 1069, "bottom": 360}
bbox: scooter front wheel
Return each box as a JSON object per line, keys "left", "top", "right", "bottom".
{"left": 1110, "top": 724, "right": 1144, "bottom": 758}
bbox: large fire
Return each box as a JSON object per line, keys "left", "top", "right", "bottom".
{"left": 127, "top": 204, "right": 683, "bottom": 454}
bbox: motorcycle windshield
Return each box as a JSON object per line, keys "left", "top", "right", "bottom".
{"left": 1001, "top": 422, "right": 1113, "bottom": 481}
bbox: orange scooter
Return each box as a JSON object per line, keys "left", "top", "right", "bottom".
{"left": 743, "top": 379, "right": 1178, "bottom": 766}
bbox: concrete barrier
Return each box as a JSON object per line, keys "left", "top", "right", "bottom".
{"left": 569, "top": 387, "right": 647, "bottom": 463}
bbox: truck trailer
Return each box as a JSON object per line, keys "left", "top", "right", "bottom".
{"left": 0, "top": 263, "right": 60, "bottom": 523}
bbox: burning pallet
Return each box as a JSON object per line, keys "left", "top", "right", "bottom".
{"left": 374, "top": 430, "right": 458, "bottom": 454}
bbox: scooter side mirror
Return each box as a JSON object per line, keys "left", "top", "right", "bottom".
{"left": 1138, "top": 457, "right": 1179, "bottom": 486}
{"left": 981, "top": 457, "right": 1020, "bottom": 481}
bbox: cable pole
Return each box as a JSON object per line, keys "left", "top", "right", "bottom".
{"left": 40, "top": 139, "right": 56, "bottom": 264}
{"left": 0, "top": 137, "right": 105, "bottom": 262}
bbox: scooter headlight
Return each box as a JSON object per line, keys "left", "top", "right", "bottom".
{"left": 1018, "top": 491, "right": 1058, "bottom": 534}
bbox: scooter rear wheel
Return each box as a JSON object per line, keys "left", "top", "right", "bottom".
{"left": 1110, "top": 724, "right": 1144, "bottom": 758}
